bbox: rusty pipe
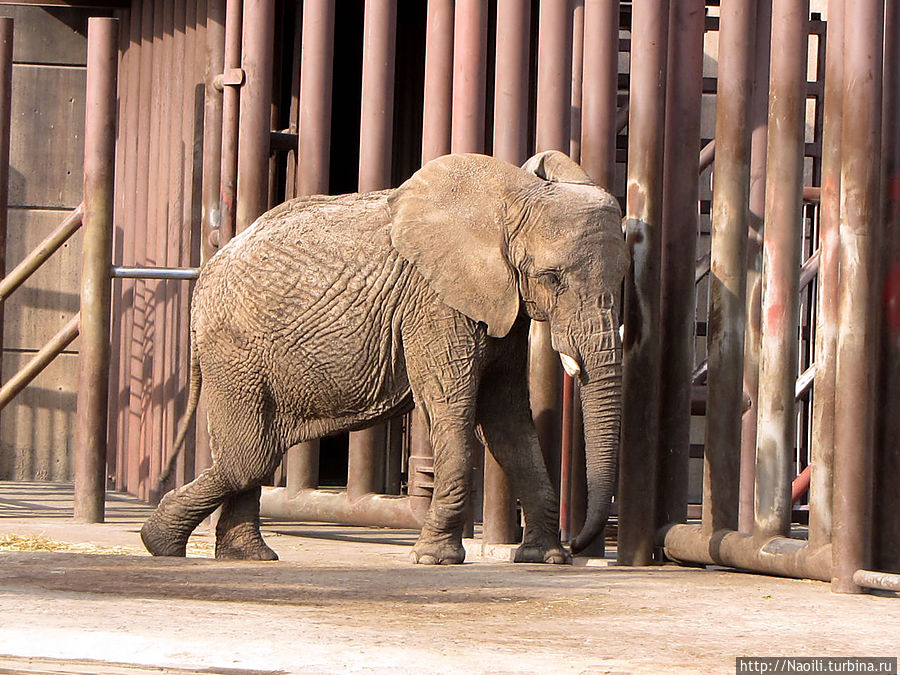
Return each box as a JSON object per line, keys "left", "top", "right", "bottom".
{"left": 260, "top": 486, "right": 425, "bottom": 530}
{"left": 422, "top": 0, "right": 454, "bottom": 163}
{"left": 75, "top": 17, "right": 119, "bottom": 523}
{"left": 450, "top": 0, "right": 487, "bottom": 154}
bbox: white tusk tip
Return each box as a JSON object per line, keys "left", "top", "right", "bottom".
{"left": 559, "top": 353, "right": 581, "bottom": 378}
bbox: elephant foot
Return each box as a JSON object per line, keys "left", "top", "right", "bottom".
{"left": 410, "top": 539, "right": 466, "bottom": 565}
{"left": 215, "top": 538, "right": 279, "bottom": 561}
{"left": 140, "top": 516, "right": 188, "bottom": 557}
{"left": 514, "top": 542, "right": 572, "bottom": 565}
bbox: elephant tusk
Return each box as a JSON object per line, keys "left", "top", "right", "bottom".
{"left": 559, "top": 352, "right": 582, "bottom": 378}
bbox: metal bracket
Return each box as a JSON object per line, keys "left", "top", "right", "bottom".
{"left": 213, "top": 67, "right": 245, "bottom": 91}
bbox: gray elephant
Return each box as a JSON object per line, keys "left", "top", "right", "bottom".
{"left": 140, "top": 150, "right": 628, "bottom": 565}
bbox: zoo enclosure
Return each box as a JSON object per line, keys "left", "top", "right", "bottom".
{"left": 0, "top": 1, "right": 896, "bottom": 595}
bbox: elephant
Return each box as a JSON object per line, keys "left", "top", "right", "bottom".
{"left": 140, "top": 150, "right": 628, "bottom": 565}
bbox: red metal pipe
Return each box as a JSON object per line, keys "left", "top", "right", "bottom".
{"left": 809, "top": 0, "right": 844, "bottom": 550}
{"left": 261, "top": 486, "right": 424, "bottom": 530}
{"left": 219, "top": 0, "right": 242, "bottom": 244}
{"left": 739, "top": 0, "right": 772, "bottom": 535}
{"left": 875, "top": 0, "right": 900, "bottom": 574}
{"left": 791, "top": 464, "right": 811, "bottom": 505}
{"left": 350, "top": 0, "right": 398, "bottom": 502}
{"left": 532, "top": 0, "right": 574, "bottom": 508}
{"left": 580, "top": 0, "right": 619, "bottom": 189}
{"left": 483, "top": 0, "right": 531, "bottom": 546}
{"left": 755, "top": 0, "right": 810, "bottom": 539}
{"left": 296, "top": 0, "right": 335, "bottom": 196}
{"left": 832, "top": 0, "right": 884, "bottom": 594}
{"left": 618, "top": 0, "right": 668, "bottom": 566}
{"left": 658, "top": 0, "right": 704, "bottom": 530}
{"left": 0, "top": 16, "right": 10, "bottom": 485}
{"left": 451, "top": 0, "right": 487, "bottom": 153}
{"left": 75, "top": 17, "right": 119, "bottom": 523}
{"left": 235, "top": 0, "right": 275, "bottom": 234}
{"left": 704, "top": 0, "right": 756, "bottom": 536}
{"left": 422, "top": 0, "right": 454, "bottom": 163}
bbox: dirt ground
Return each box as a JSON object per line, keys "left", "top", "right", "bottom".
{"left": 0, "top": 482, "right": 897, "bottom": 675}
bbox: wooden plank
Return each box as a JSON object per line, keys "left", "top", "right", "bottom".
{"left": 8, "top": 64, "right": 85, "bottom": 208}
{"left": 3, "top": 208, "right": 82, "bottom": 351}
{"left": 0, "top": 351, "right": 78, "bottom": 482}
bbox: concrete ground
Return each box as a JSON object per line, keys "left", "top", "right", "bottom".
{"left": 0, "top": 482, "right": 897, "bottom": 675}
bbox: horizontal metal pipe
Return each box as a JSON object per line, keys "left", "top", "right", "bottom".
{"left": 852, "top": 569, "right": 900, "bottom": 592}
{"left": 0, "top": 205, "right": 84, "bottom": 299}
{"left": 0, "top": 313, "right": 80, "bottom": 411}
{"left": 260, "top": 486, "right": 425, "bottom": 529}
{"left": 110, "top": 265, "right": 200, "bottom": 280}
{"left": 661, "top": 523, "right": 832, "bottom": 582}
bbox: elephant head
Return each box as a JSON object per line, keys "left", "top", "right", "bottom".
{"left": 389, "top": 151, "right": 627, "bottom": 554}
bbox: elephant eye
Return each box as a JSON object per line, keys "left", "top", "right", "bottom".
{"left": 537, "top": 270, "right": 563, "bottom": 291}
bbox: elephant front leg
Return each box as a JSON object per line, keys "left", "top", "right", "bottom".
{"left": 411, "top": 422, "right": 477, "bottom": 565}
{"left": 215, "top": 486, "right": 279, "bottom": 561}
{"left": 475, "top": 321, "right": 570, "bottom": 564}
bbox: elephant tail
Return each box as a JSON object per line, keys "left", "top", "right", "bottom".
{"left": 152, "top": 346, "right": 202, "bottom": 500}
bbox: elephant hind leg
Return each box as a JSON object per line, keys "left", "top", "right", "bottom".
{"left": 215, "top": 486, "right": 278, "bottom": 561}
{"left": 141, "top": 465, "right": 230, "bottom": 556}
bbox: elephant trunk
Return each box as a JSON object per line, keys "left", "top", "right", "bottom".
{"left": 568, "top": 330, "right": 622, "bottom": 554}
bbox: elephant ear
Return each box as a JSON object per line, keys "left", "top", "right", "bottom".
{"left": 522, "top": 150, "right": 594, "bottom": 184}
{"left": 389, "top": 154, "right": 521, "bottom": 338}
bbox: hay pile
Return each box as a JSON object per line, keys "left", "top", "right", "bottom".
{"left": 0, "top": 534, "right": 215, "bottom": 556}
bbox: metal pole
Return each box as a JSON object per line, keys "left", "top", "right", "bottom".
{"left": 618, "top": 0, "right": 667, "bottom": 566}
{"left": 832, "top": 0, "right": 884, "bottom": 594}
{"left": 296, "top": 0, "right": 335, "bottom": 196}
{"left": 0, "top": 18, "right": 11, "bottom": 460}
{"left": 580, "top": 0, "right": 618, "bottom": 189}
{"left": 219, "top": 0, "right": 242, "bottom": 244}
{"left": 235, "top": 0, "right": 275, "bottom": 234}
{"left": 532, "top": 0, "right": 573, "bottom": 503}
{"left": 288, "top": 0, "right": 335, "bottom": 495}
{"left": 808, "top": 0, "right": 844, "bottom": 550}
{"left": 422, "top": 0, "right": 454, "bottom": 163}
{"left": 875, "top": 0, "right": 900, "bottom": 574}
{"left": 450, "top": 0, "right": 487, "bottom": 154}
{"left": 483, "top": 0, "right": 531, "bottom": 545}
{"left": 658, "top": 0, "right": 703, "bottom": 530}
{"left": 738, "top": 0, "right": 772, "bottom": 534}
{"left": 755, "top": 0, "right": 810, "bottom": 539}
{"left": 202, "top": 0, "right": 225, "bottom": 262}
{"left": 703, "top": 0, "right": 756, "bottom": 535}
{"left": 349, "top": 0, "right": 397, "bottom": 501}
{"left": 75, "top": 17, "right": 118, "bottom": 523}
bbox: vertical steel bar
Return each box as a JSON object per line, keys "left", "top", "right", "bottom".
{"left": 75, "top": 17, "right": 118, "bottom": 522}
{"left": 288, "top": 0, "right": 335, "bottom": 494}
{"left": 657, "top": 0, "right": 704, "bottom": 529}
{"left": 196, "top": 0, "right": 225, "bottom": 476}
{"left": 235, "top": 0, "right": 275, "bottom": 234}
{"left": 808, "top": 0, "right": 844, "bottom": 550}
{"left": 569, "top": 0, "right": 584, "bottom": 163}
{"left": 450, "top": 0, "right": 487, "bottom": 154}
{"left": 703, "top": 0, "right": 756, "bottom": 535}
{"left": 219, "top": 0, "right": 242, "bottom": 244}
{"left": 532, "top": 0, "right": 573, "bottom": 501}
{"left": 574, "top": 0, "right": 618, "bottom": 551}
{"left": 421, "top": 0, "right": 454, "bottom": 163}
{"left": 738, "top": 0, "right": 771, "bottom": 534}
{"left": 580, "top": 0, "right": 619, "bottom": 190}
{"left": 875, "top": 0, "right": 900, "bottom": 574}
{"left": 296, "top": 0, "right": 335, "bottom": 196}
{"left": 755, "top": 0, "right": 810, "bottom": 539}
{"left": 349, "top": 0, "right": 398, "bottom": 500}
{"left": 618, "top": 0, "right": 667, "bottom": 566}
{"left": 483, "top": 0, "right": 531, "bottom": 545}
{"left": 0, "top": 18, "right": 13, "bottom": 456}
{"left": 832, "top": 0, "right": 884, "bottom": 593}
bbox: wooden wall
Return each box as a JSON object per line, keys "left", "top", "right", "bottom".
{"left": 0, "top": 6, "right": 110, "bottom": 482}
